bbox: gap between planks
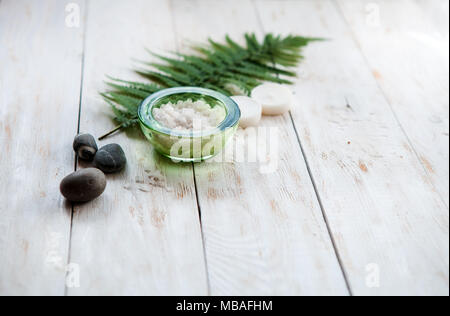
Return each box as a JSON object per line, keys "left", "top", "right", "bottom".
{"left": 333, "top": 0, "right": 449, "bottom": 210}
{"left": 251, "top": 0, "right": 353, "bottom": 296}
{"left": 64, "top": 0, "right": 89, "bottom": 297}
{"left": 63, "top": 0, "right": 212, "bottom": 295}
{"left": 285, "top": 112, "right": 354, "bottom": 296}
{"left": 168, "top": 0, "right": 213, "bottom": 295}
{"left": 58, "top": 0, "right": 391, "bottom": 295}
{"left": 192, "top": 168, "right": 212, "bottom": 295}
{"left": 58, "top": 0, "right": 447, "bottom": 296}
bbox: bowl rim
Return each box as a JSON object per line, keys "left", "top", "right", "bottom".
{"left": 138, "top": 87, "right": 241, "bottom": 138}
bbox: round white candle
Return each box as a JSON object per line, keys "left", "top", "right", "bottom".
{"left": 251, "top": 83, "right": 294, "bottom": 115}
{"left": 231, "top": 96, "right": 262, "bottom": 128}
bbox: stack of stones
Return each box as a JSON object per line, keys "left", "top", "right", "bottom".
{"left": 60, "top": 134, "right": 127, "bottom": 203}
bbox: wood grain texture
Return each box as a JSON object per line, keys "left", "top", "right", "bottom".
{"left": 415, "top": 0, "right": 449, "bottom": 36}
{"left": 0, "top": 0, "right": 84, "bottom": 295}
{"left": 255, "top": 0, "right": 449, "bottom": 295}
{"left": 66, "top": 0, "right": 208, "bottom": 295}
{"left": 171, "top": 0, "right": 349, "bottom": 296}
{"left": 1, "top": 0, "right": 448, "bottom": 296}
{"left": 337, "top": 0, "right": 449, "bottom": 207}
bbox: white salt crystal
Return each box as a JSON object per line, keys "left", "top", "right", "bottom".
{"left": 153, "top": 100, "right": 226, "bottom": 132}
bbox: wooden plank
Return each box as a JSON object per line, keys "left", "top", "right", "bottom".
{"left": 66, "top": 0, "right": 208, "bottom": 295}
{"left": 255, "top": 0, "right": 449, "bottom": 295}
{"left": 337, "top": 0, "right": 449, "bottom": 207}
{"left": 415, "top": 0, "right": 449, "bottom": 36}
{"left": 171, "top": 0, "right": 349, "bottom": 295}
{"left": 0, "top": 0, "right": 85, "bottom": 295}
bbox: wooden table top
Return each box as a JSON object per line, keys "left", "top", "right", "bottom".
{"left": 0, "top": 0, "right": 448, "bottom": 296}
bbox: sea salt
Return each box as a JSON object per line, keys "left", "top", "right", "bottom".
{"left": 153, "top": 99, "right": 226, "bottom": 132}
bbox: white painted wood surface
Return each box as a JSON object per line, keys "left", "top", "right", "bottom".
{"left": 416, "top": 0, "right": 449, "bottom": 36}
{"left": 337, "top": 0, "right": 449, "bottom": 207}
{"left": 67, "top": 0, "right": 208, "bottom": 296}
{"left": 172, "top": 0, "right": 349, "bottom": 296}
{"left": 0, "top": 0, "right": 84, "bottom": 295}
{"left": 255, "top": 0, "right": 449, "bottom": 295}
{"left": 0, "top": 0, "right": 448, "bottom": 296}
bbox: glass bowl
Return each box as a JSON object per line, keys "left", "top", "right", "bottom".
{"left": 138, "top": 87, "right": 241, "bottom": 162}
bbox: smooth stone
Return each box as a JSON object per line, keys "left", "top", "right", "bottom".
{"left": 73, "top": 133, "right": 98, "bottom": 161}
{"left": 60, "top": 168, "right": 106, "bottom": 202}
{"left": 94, "top": 143, "right": 127, "bottom": 173}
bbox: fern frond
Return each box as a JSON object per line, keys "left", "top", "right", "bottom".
{"left": 105, "top": 82, "right": 151, "bottom": 99}
{"left": 100, "top": 33, "right": 321, "bottom": 140}
{"left": 101, "top": 92, "right": 141, "bottom": 115}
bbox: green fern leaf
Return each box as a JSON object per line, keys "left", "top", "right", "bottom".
{"left": 99, "top": 33, "right": 322, "bottom": 140}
